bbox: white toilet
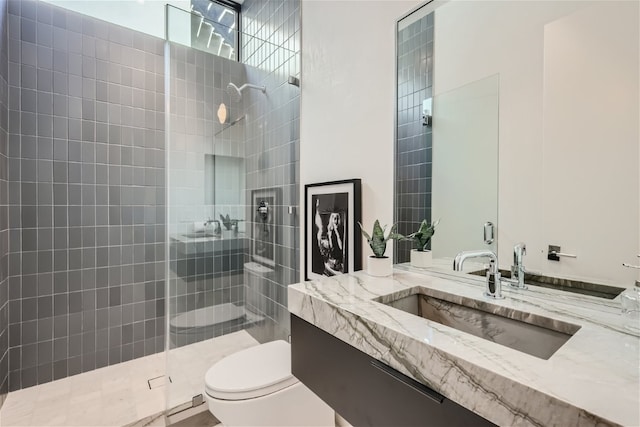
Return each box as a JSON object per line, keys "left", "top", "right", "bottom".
{"left": 204, "top": 340, "right": 335, "bottom": 426}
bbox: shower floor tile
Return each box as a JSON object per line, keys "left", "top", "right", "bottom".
{"left": 0, "top": 330, "right": 259, "bottom": 427}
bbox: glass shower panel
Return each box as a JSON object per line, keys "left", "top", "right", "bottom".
{"left": 431, "top": 75, "right": 499, "bottom": 259}
{"left": 164, "top": 5, "right": 299, "bottom": 413}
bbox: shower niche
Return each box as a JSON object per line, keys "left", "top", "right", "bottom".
{"left": 204, "top": 154, "right": 246, "bottom": 236}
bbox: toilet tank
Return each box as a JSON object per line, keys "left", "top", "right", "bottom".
{"left": 244, "top": 262, "right": 276, "bottom": 316}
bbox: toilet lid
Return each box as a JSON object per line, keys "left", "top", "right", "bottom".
{"left": 204, "top": 340, "right": 298, "bottom": 400}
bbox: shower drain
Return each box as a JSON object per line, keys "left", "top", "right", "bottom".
{"left": 147, "top": 375, "right": 172, "bottom": 389}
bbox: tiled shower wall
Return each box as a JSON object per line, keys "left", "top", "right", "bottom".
{"left": 395, "top": 13, "right": 434, "bottom": 263}
{"left": 1, "top": 0, "right": 301, "bottom": 392}
{"left": 6, "top": 0, "right": 165, "bottom": 391}
{"left": 0, "top": 0, "right": 9, "bottom": 408}
{"left": 241, "top": 0, "right": 300, "bottom": 343}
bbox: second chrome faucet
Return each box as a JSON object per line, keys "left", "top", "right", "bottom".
{"left": 503, "top": 242, "right": 527, "bottom": 290}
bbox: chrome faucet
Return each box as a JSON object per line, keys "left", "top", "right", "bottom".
{"left": 205, "top": 217, "right": 221, "bottom": 235}
{"left": 503, "top": 242, "right": 527, "bottom": 289}
{"left": 453, "top": 250, "right": 504, "bottom": 299}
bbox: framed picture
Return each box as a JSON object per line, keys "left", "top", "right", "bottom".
{"left": 305, "top": 179, "right": 362, "bottom": 280}
{"left": 251, "top": 188, "right": 281, "bottom": 267}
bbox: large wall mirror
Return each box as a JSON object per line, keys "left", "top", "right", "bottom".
{"left": 394, "top": 3, "right": 499, "bottom": 267}
{"left": 394, "top": 0, "right": 639, "bottom": 291}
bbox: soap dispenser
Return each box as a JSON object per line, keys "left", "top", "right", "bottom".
{"left": 621, "top": 259, "right": 640, "bottom": 332}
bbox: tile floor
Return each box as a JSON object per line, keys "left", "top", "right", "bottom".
{"left": 0, "top": 331, "right": 259, "bottom": 427}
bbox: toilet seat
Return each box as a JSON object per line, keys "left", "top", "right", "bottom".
{"left": 205, "top": 340, "right": 298, "bottom": 401}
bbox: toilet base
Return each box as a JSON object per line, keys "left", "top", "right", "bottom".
{"left": 206, "top": 380, "right": 334, "bottom": 427}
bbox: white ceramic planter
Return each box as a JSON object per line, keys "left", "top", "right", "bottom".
{"left": 367, "top": 256, "right": 392, "bottom": 277}
{"left": 410, "top": 249, "right": 433, "bottom": 268}
{"left": 222, "top": 229, "right": 235, "bottom": 239}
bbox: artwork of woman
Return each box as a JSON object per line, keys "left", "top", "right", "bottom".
{"left": 312, "top": 195, "right": 348, "bottom": 276}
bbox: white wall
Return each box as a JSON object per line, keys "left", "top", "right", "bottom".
{"left": 541, "top": 3, "right": 639, "bottom": 285}
{"left": 301, "top": 0, "right": 639, "bottom": 286}
{"left": 434, "top": 0, "right": 639, "bottom": 285}
{"left": 300, "top": 0, "right": 422, "bottom": 279}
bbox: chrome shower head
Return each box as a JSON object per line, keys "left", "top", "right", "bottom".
{"left": 226, "top": 82, "right": 243, "bottom": 102}
{"left": 226, "top": 82, "right": 266, "bottom": 102}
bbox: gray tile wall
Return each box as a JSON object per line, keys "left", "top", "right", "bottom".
{"left": 241, "top": 0, "right": 299, "bottom": 72}
{"left": 0, "top": 0, "right": 9, "bottom": 408}
{"left": 241, "top": 0, "right": 300, "bottom": 343}
{"left": 6, "top": 0, "right": 165, "bottom": 391}
{"left": 395, "top": 13, "right": 434, "bottom": 263}
{"left": 2, "top": 0, "right": 302, "bottom": 393}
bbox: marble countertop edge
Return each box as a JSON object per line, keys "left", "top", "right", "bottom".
{"left": 288, "top": 269, "right": 639, "bottom": 427}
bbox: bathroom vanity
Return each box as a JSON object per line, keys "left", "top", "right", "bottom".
{"left": 291, "top": 315, "right": 495, "bottom": 426}
{"left": 288, "top": 268, "right": 639, "bottom": 427}
{"left": 169, "top": 234, "right": 248, "bottom": 278}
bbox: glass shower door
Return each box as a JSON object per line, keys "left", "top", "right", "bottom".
{"left": 164, "top": 4, "right": 299, "bottom": 414}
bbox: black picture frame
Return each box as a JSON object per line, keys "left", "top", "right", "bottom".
{"left": 251, "top": 188, "right": 281, "bottom": 267}
{"left": 305, "top": 179, "right": 362, "bottom": 281}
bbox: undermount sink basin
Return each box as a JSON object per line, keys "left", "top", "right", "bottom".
{"left": 378, "top": 288, "right": 580, "bottom": 360}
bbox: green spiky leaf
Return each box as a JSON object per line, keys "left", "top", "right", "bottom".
{"left": 405, "top": 218, "right": 440, "bottom": 251}
{"left": 357, "top": 222, "right": 371, "bottom": 242}
{"left": 359, "top": 220, "right": 404, "bottom": 258}
{"left": 219, "top": 213, "right": 233, "bottom": 230}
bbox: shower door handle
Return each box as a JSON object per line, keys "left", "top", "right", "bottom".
{"left": 483, "top": 222, "right": 494, "bottom": 245}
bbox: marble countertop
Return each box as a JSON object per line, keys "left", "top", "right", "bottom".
{"left": 288, "top": 266, "right": 639, "bottom": 427}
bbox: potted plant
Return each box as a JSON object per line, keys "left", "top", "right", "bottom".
{"left": 358, "top": 220, "right": 403, "bottom": 277}
{"left": 405, "top": 219, "right": 440, "bottom": 268}
{"left": 219, "top": 214, "right": 239, "bottom": 238}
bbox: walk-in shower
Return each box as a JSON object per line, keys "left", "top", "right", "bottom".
{"left": 0, "top": 0, "right": 301, "bottom": 424}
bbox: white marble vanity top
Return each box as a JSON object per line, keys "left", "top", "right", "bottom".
{"left": 288, "top": 267, "right": 639, "bottom": 427}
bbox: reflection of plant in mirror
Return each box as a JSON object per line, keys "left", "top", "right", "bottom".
{"left": 405, "top": 219, "right": 440, "bottom": 251}
{"left": 219, "top": 214, "right": 237, "bottom": 230}
{"left": 358, "top": 220, "right": 403, "bottom": 258}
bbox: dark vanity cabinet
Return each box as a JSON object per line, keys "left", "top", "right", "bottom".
{"left": 291, "top": 315, "right": 495, "bottom": 427}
